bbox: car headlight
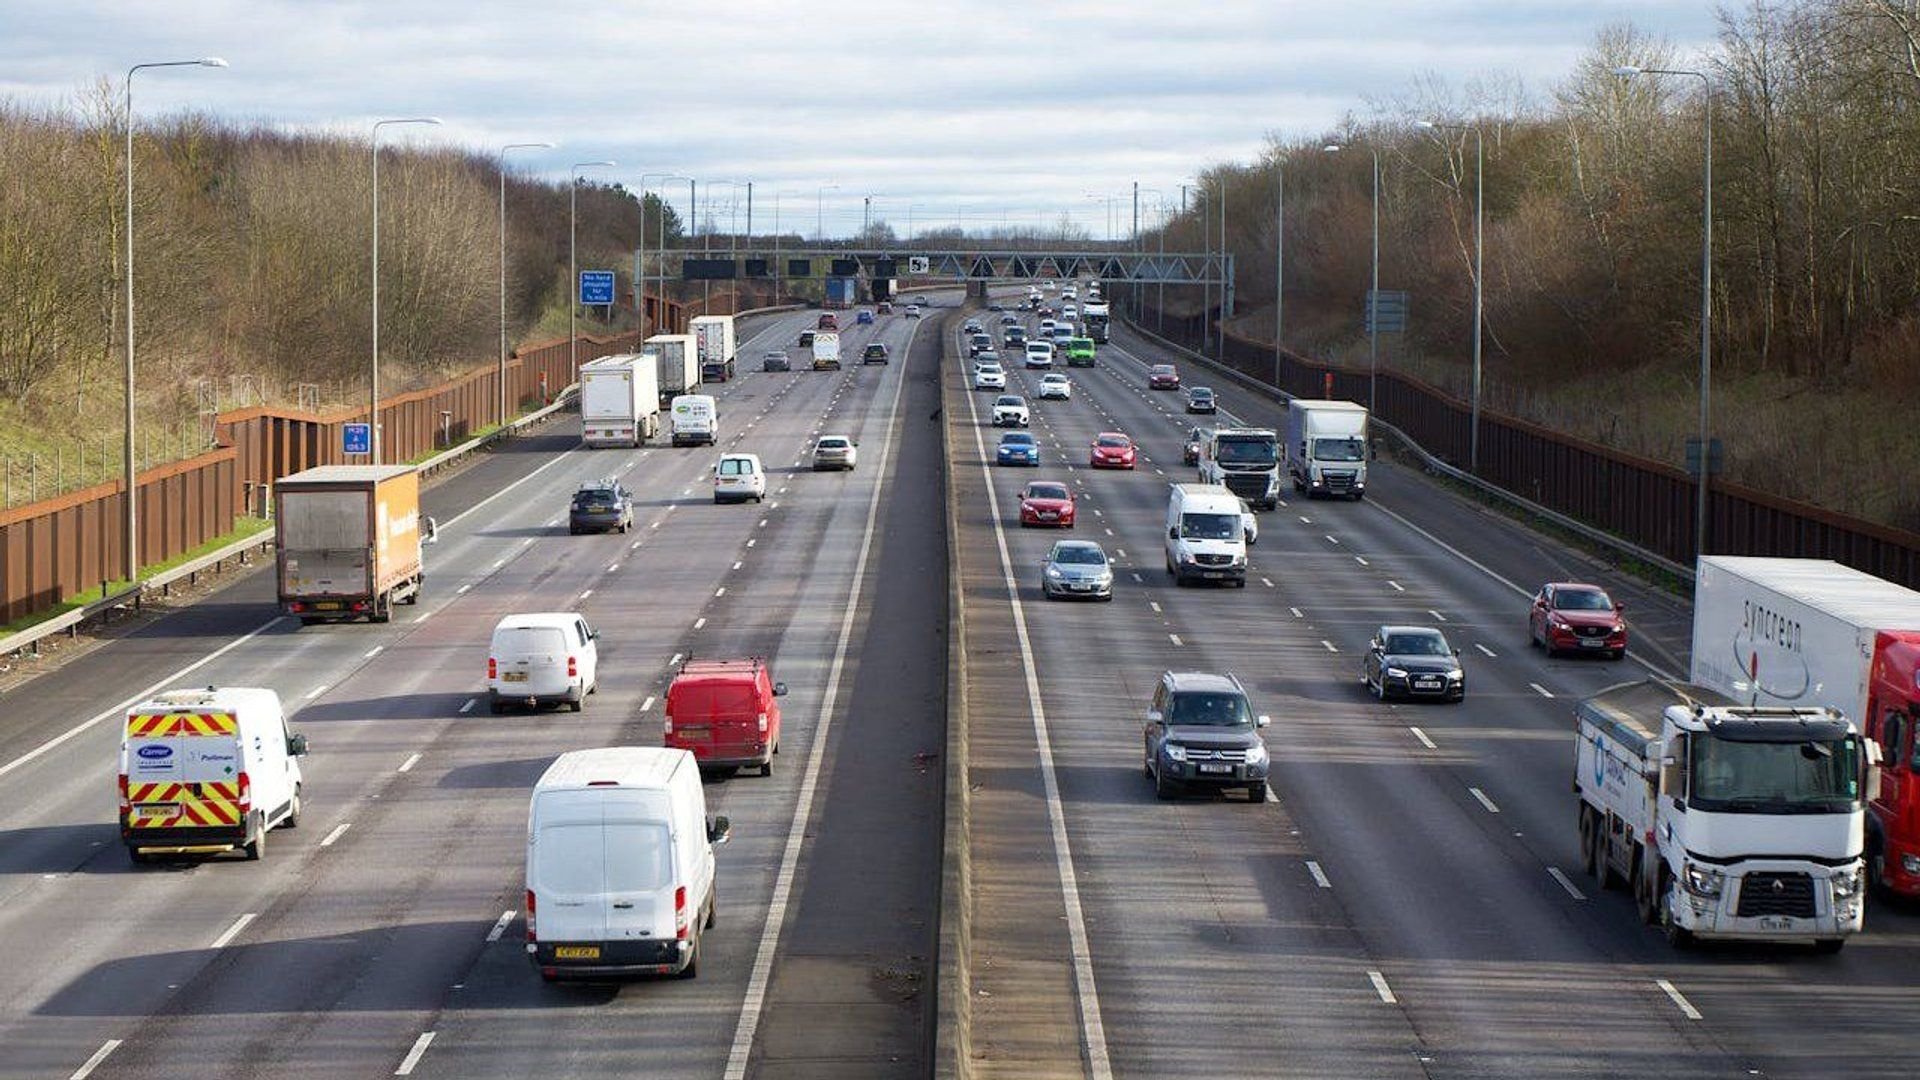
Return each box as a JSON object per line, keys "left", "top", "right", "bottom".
{"left": 1831, "top": 867, "right": 1863, "bottom": 899}
{"left": 1244, "top": 744, "right": 1269, "bottom": 766}
{"left": 1448, "top": 669, "right": 1464, "bottom": 681}
{"left": 1683, "top": 862, "right": 1724, "bottom": 898}
{"left": 1046, "top": 567, "right": 1063, "bottom": 579}
{"left": 1094, "top": 573, "right": 1113, "bottom": 587}
{"left": 1904, "top": 854, "right": 1920, "bottom": 876}
{"left": 1550, "top": 616, "right": 1571, "bottom": 630}
{"left": 1162, "top": 743, "right": 1188, "bottom": 762}
{"left": 1385, "top": 667, "right": 1408, "bottom": 679}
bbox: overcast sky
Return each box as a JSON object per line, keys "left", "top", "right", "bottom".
{"left": 5, "top": 0, "right": 1720, "bottom": 238}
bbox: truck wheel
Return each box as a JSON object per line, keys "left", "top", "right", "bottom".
{"left": 1580, "top": 809, "right": 1600, "bottom": 880}
{"left": 1633, "top": 855, "right": 1657, "bottom": 925}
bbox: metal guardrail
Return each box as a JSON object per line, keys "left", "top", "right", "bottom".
{"left": 1118, "top": 317, "right": 1694, "bottom": 581}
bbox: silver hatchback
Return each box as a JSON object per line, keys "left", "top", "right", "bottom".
{"left": 812, "top": 435, "right": 859, "bottom": 471}
{"left": 1042, "top": 539, "right": 1114, "bottom": 601}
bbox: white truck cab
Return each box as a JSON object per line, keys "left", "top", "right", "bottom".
{"left": 1286, "top": 400, "right": 1369, "bottom": 499}
{"left": 119, "top": 686, "right": 308, "bottom": 863}
{"left": 1165, "top": 483, "right": 1249, "bottom": 587}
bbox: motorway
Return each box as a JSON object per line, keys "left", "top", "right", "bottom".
{"left": 950, "top": 296, "right": 1920, "bottom": 1079}
{"left": 0, "top": 301, "right": 948, "bottom": 1079}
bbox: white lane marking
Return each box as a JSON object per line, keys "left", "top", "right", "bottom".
{"left": 0, "top": 615, "right": 288, "bottom": 781}
{"left": 1289, "top": 606, "right": 1304, "bottom": 618}
{"left": 493, "top": 559, "right": 506, "bottom": 569}
{"left": 1299, "top": 515, "right": 1312, "bottom": 524}
{"left": 1656, "top": 978, "right": 1703, "bottom": 1020}
{"left": 69, "top": 1040, "right": 122, "bottom": 1080}
{"left": 319, "top": 823, "right": 352, "bottom": 848}
{"left": 758, "top": 519, "right": 769, "bottom": 528}
{"left": 459, "top": 698, "right": 476, "bottom": 714}
{"left": 733, "top": 561, "right": 743, "bottom": 571}
{"left": 1115, "top": 548, "right": 1125, "bottom": 558}
{"left": 608, "top": 563, "right": 621, "bottom": 573}
{"left": 485, "top": 910, "right": 517, "bottom": 942}
{"left": 726, "top": 306, "right": 918, "bottom": 1080}
{"left": 1548, "top": 867, "right": 1588, "bottom": 900}
{"left": 716, "top": 587, "right": 727, "bottom": 597}
{"left": 545, "top": 516, "right": 559, "bottom": 526}
{"left": 670, "top": 652, "right": 684, "bottom": 667}
{"left": 640, "top": 695, "right": 656, "bottom": 712}
{"left": 1169, "top": 633, "right": 1184, "bottom": 647}
{"left": 694, "top": 617, "right": 707, "bottom": 630}
{"left": 681, "top": 488, "right": 693, "bottom": 497}
{"left": 1104, "top": 527, "right": 1114, "bottom": 536}
{"left": 1149, "top": 601, "right": 1162, "bottom": 614}
{"left": 1321, "top": 640, "right": 1339, "bottom": 653}
{"left": 1476, "top": 643, "right": 1497, "bottom": 658}
{"left": 1409, "top": 726, "right": 1438, "bottom": 750}
{"left": 1428, "top": 609, "right": 1448, "bottom": 622}
{"left": 652, "top": 521, "right": 663, "bottom": 529}
{"left": 1368, "top": 970, "right": 1397, "bottom": 1004}
{"left": 1530, "top": 682, "right": 1555, "bottom": 699}
{"left": 1468, "top": 787, "right": 1501, "bottom": 813}
{"left": 1387, "top": 579, "right": 1404, "bottom": 592}
{"left": 398, "top": 753, "right": 421, "bottom": 774}
{"left": 1131, "top": 573, "right": 1143, "bottom": 583}
{"left": 395, "top": 1032, "right": 436, "bottom": 1075}
{"left": 306, "top": 685, "right": 330, "bottom": 701}
{"left": 770, "top": 501, "right": 780, "bottom": 509}
{"left": 631, "top": 540, "right": 642, "bottom": 550}
{"left": 1261, "top": 577, "right": 1275, "bottom": 588}
{"left": 456, "top": 583, "right": 472, "bottom": 594}
{"left": 578, "top": 589, "right": 593, "bottom": 600}
{"left": 413, "top": 610, "right": 433, "bottom": 624}
{"left": 948, "top": 343, "right": 1114, "bottom": 1080}
{"left": 747, "top": 539, "right": 757, "bottom": 548}
{"left": 1326, "top": 534, "right": 1341, "bottom": 545}
{"left": 211, "top": 912, "right": 257, "bottom": 950}
{"left": 1306, "top": 861, "right": 1332, "bottom": 889}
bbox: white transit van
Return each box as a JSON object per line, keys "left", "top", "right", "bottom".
{"left": 670, "top": 393, "right": 718, "bottom": 447}
{"left": 488, "top": 612, "right": 600, "bottom": 713}
{"left": 119, "top": 686, "right": 308, "bottom": 863}
{"left": 1164, "top": 483, "right": 1249, "bottom": 587}
{"left": 525, "top": 747, "right": 731, "bottom": 981}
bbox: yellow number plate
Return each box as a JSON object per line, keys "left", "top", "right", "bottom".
{"left": 554, "top": 945, "right": 600, "bottom": 960}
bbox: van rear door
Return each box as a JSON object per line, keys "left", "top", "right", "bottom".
{"left": 602, "top": 819, "right": 676, "bottom": 943}
{"left": 124, "top": 710, "right": 245, "bottom": 834}
{"left": 530, "top": 809, "right": 609, "bottom": 946}
{"left": 495, "top": 626, "right": 569, "bottom": 697}
{"left": 670, "top": 679, "right": 761, "bottom": 760}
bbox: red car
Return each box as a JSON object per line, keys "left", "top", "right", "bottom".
{"left": 1089, "top": 432, "right": 1137, "bottom": 469}
{"left": 1148, "top": 364, "right": 1180, "bottom": 389}
{"left": 1529, "top": 582, "right": 1628, "bottom": 659}
{"left": 1019, "top": 481, "right": 1076, "bottom": 528}
{"left": 817, "top": 312, "right": 838, "bottom": 330}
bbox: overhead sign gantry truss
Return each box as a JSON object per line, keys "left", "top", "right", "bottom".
{"left": 657, "top": 249, "right": 1235, "bottom": 286}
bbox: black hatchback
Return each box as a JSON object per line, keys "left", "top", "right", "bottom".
{"left": 569, "top": 482, "right": 634, "bottom": 535}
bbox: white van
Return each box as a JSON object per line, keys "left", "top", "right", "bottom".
{"left": 119, "top": 686, "right": 308, "bottom": 863}
{"left": 525, "top": 747, "right": 731, "bottom": 981}
{"left": 1165, "top": 483, "right": 1249, "bottom": 587}
{"left": 713, "top": 452, "right": 767, "bottom": 504}
{"left": 488, "top": 612, "right": 600, "bottom": 713}
{"left": 670, "top": 394, "right": 718, "bottom": 447}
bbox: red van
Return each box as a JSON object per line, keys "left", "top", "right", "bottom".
{"left": 664, "top": 658, "right": 786, "bottom": 775}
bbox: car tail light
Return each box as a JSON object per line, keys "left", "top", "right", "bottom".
{"left": 118, "top": 773, "right": 130, "bottom": 813}
{"left": 567, "top": 655, "right": 578, "bottom": 678}
{"left": 289, "top": 601, "right": 305, "bottom": 613}
{"left": 351, "top": 600, "right": 369, "bottom": 612}
{"left": 236, "top": 771, "right": 252, "bottom": 814}
{"left": 664, "top": 710, "right": 674, "bottom": 737}
{"left": 757, "top": 712, "right": 769, "bottom": 734}
{"left": 675, "top": 886, "right": 690, "bottom": 939}
{"left": 525, "top": 889, "right": 537, "bottom": 941}
{"left": 488, "top": 657, "right": 498, "bottom": 680}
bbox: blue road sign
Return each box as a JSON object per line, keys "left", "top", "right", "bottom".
{"left": 579, "top": 270, "right": 616, "bottom": 305}
{"left": 343, "top": 423, "right": 371, "bottom": 455}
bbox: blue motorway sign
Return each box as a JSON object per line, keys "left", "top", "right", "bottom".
{"left": 578, "top": 270, "right": 616, "bottom": 305}
{"left": 343, "top": 423, "right": 371, "bottom": 455}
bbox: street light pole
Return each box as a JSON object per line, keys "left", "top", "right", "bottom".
{"left": 1325, "top": 143, "right": 1383, "bottom": 412}
{"left": 1618, "top": 65, "right": 1714, "bottom": 564}
{"left": 498, "top": 142, "right": 553, "bottom": 429}
{"left": 1274, "top": 163, "right": 1283, "bottom": 388}
{"left": 371, "top": 116, "right": 442, "bottom": 466}
{"left": 1418, "top": 120, "right": 1484, "bottom": 469}
{"left": 568, "top": 160, "right": 617, "bottom": 386}
{"left": 816, "top": 184, "right": 839, "bottom": 242}
{"left": 123, "top": 56, "right": 225, "bottom": 584}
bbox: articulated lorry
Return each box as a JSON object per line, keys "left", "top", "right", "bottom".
{"left": 1285, "top": 399, "right": 1368, "bottom": 499}
{"left": 825, "top": 277, "right": 860, "bottom": 309}
{"left": 1575, "top": 678, "right": 1877, "bottom": 950}
{"left": 1082, "top": 300, "right": 1111, "bottom": 343}
{"left": 690, "top": 314, "right": 737, "bottom": 383}
{"left": 1198, "top": 427, "right": 1281, "bottom": 510}
{"left": 1691, "top": 555, "right": 1920, "bottom": 898}
{"left": 644, "top": 333, "right": 699, "bottom": 406}
{"left": 276, "top": 464, "right": 431, "bottom": 625}
{"left": 579, "top": 354, "right": 660, "bottom": 447}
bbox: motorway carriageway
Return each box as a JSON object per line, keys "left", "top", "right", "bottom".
{"left": 948, "top": 295, "right": 1920, "bottom": 1080}
{"left": 0, "top": 300, "right": 949, "bottom": 1080}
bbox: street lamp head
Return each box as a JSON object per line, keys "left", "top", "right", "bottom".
{"left": 1416, "top": 119, "right": 1438, "bottom": 130}
{"left": 575, "top": 159, "right": 615, "bottom": 168}
{"left": 1323, "top": 144, "right": 1343, "bottom": 152}
{"left": 1612, "top": 64, "right": 1644, "bottom": 77}
{"left": 198, "top": 57, "right": 229, "bottom": 68}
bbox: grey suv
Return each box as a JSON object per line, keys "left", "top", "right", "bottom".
{"left": 1143, "top": 671, "right": 1271, "bottom": 802}
{"left": 569, "top": 480, "right": 633, "bottom": 534}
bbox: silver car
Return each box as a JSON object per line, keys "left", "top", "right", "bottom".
{"left": 812, "top": 435, "right": 858, "bottom": 471}
{"left": 1042, "top": 539, "right": 1114, "bottom": 601}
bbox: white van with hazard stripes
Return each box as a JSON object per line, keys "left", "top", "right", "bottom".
{"left": 119, "top": 687, "right": 309, "bottom": 864}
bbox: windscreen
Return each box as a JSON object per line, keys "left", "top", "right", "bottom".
{"left": 1179, "top": 512, "right": 1240, "bottom": 540}
{"left": 1688, "top": 733, "right": 1861, "bottom": 813}
{"left": 1053, "top": 546, "right": 1106, "bottom": 566}
{"left": 1216, "top": 438, "right": 1278, "bottom": 466}
{"left": 604, "top": 823, "right": 673, "bottom": 892}
{"left": 1385, "top": 633, "right": 1450, "bottom": 656}
{"left": 1028, "top": 484, "right": 1070, "bottom": 501}
{"left": 1097, "top": 435, "right": 1130, "bottom": 448}
{"left": 1168, "top": 692, "right": 1252, "bottom": 727}
{"left": 1312, "top": 437, "right": 1366, "bottom": 462}
{"left": 1554, "top": 588, "right": 1614, "bottom": 611}
{"left": 1002, "top": 434, "right": 1034, "bottom": 446}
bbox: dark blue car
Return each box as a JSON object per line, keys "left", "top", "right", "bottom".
{"left": 997, "top": 432, "right": 1040, "bottom": 466}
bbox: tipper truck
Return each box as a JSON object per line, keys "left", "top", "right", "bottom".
{"left": 1285, "top": 399, "right": 1368, "bottom": 499}
{"left": 644, "top": 333, "right": 699, "bottom": 406}
{"left": 1199, "top": 427, "right": 1281, "bottom": 510}
{"left": 1691, "top": 555, "right": 1920, "bottom": 898}
{"left": 1575, "top": 678, "right": 1877, "bottom": 951}
{"left": 690, "top": 314, "right": 737, "bottom": 383}
{"left": 578, "top": 354, "right": 659, "bottom": 447}
{"left": 275, "top": 464, "right": 431, "bottom": 625}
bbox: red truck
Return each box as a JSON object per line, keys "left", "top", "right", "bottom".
{"left": 663, "top": 658, "right": 786, "bottom": 776}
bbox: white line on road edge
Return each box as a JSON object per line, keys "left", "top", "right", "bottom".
{"left": 69, "top": 1040, "right": 122, "bottom": 1080}
{"left": 211, "top": 912, "right": 256, "bottom": 949}
{"left": 457, "top": 583, "right": 472, "bottom": 593}
{"left": 948, "top": 349, "right": 1114, "bottom": 1080}
{"left": 319, "top": 823, "right": 352, "bottom": 848}
{"left": 1321, "top": 640, "right": 1339, "bottom": 653}
{"left": 1169, "top": 633, "right": 1184, "bottom": 646}
{"left": 1409, "top": 727, "right": 1438, "bottom": 750}
{"left": 459, "top": 698, "right": 476, "bottom": 714}
{"left": 1368, "top": 970, "right": 1397, "bottom": 1004}
{"left": 578, "top": 589, "right": 593, "bottom": 600}
{"left": 1547, "top": 866, "right": 1587, "bottom": 900}
{"left": 1475, "top": 643, "right": 1497, "bottom": 657}
{"left": 0, "top": 616, "right": 288, "bottom": 781}
{"left": 694, "top": 617, "right": 707, "bottom": 630}
{"left": 1468, "top": 787, "right": 1501, "bottom": 813}
{"left": 485, "top": 910, "right": 517, "bottom": 942}
{"left": 716, "top": 587, "right": 727, "bottom": 597}
{"left": 397, "top": 753, "right": 421, "bottom": 774}
{"left": 305, "top": 685, "right": 330, "bottom": 700}
{"left": 1656, "top": 978, "right": 1703, "bottom": 1020}
{"left": 395, "top": 1032, "right": 436, "bottom": 1075}
{"left": 1530, "top": 682, "right": 1555, "bottom": 699}
{"left": 733, "top": 561, "right": 743, "bottom": 571}
{"left": 725, "top": 317, "right": 915, "bottom": 1080}
{"left": 364, "top": 645, "right": 384, "bottom": 659}
{"left": 669, "top": 653, "right": 684, "bottom": 667}
{"left": 1306, "top": 861, "right": 1332, "bottom": 889}
{"left": 1387, "top": 579, "right": 1404, "bottom": 592}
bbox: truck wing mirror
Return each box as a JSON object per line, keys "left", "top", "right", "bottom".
{"left": 1865, "top": 764, "right": 1883, "bottom": 802}
{"left": 1168, "top": 526, "right": 1179, "bottom": 540}
{"left": 424, "top": 517, "right": 439, "bottom": 544}
{"left": 708, "top": 815, "right": 732, "bottom": 845}
{"left": 773, "top": 682, "right": 788, "bottom": 697}
{"left": 287, "top": 734, "right": 310, "bottom": 756}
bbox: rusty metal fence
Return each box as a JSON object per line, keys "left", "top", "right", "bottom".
{"left": 1132, "top": 300, "right": 1920, "bottom": 591}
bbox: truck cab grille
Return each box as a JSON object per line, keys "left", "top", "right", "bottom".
{"left": 1735, "top": 872, "right": 1816, "bottom": 918}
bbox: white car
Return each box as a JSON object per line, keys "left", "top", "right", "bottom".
{"left": 1037, "top": 373, "right": 1072, "bottom": 400}
{"left": 713, "top": 452, "right": 767, "bottom": 503}
{"left": 1024, "top": 342, "right": 1055, "bottom": 368}
{"left": 1062, "top": 287, "right": 1077, "bottom": 301}
{"left": 812, "top": 434, "right": 858, "bottom": 471}
{"left": 1039, "top": 318, "right": 1058, "bottom": 335}
{"left": 974, "top": 364, "right": 1007, "bottom": 391}
{"left": 992, "top": 395, "right": 1031, "bottom": 427}
{"left": 1062, "top": 304, "right": 1078, "bottom": 320}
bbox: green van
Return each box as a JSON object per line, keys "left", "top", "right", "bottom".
{"left": 1065, "top": 337, "right": 1097, "bottom": 367}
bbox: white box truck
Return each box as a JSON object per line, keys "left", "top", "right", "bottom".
{"left": 669, "top": 394, "right": 718, "bottom": 447}
{"left": 811, "top": 331, "right": 842, "bottom": 371}
{"left": 1285, "top": 400, "right": 1369, "bottom": 499}
{"left": 1691, "top": 555, "right": 1920, "bottom": 898}
{"left": 579, "top": 353, "right": 660, "bottom": 448}
{"left": 525, "top": 747, "right": 731, "bottom": 980}
{"left": 1198, "top": 427, "right": 1282, "bottom": 510}
{"left": 119, "top": 686, "right": 309, "bottom": 863}
{"left": 644, "top": 333, "right": 699, "bottom": 405}
{"left": 689, "top": 314, "right": 737, "bottom": 383}
{"left": 1575, "top": 678, "right": 1877, "bottom": 951}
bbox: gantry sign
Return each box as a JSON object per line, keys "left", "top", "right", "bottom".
{"left": 665, "top": 249, "right": 1235, "bottom": 286}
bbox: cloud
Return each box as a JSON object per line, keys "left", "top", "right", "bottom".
{"left": 3, "top": 0, "right": 1721, "bottom": 233}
